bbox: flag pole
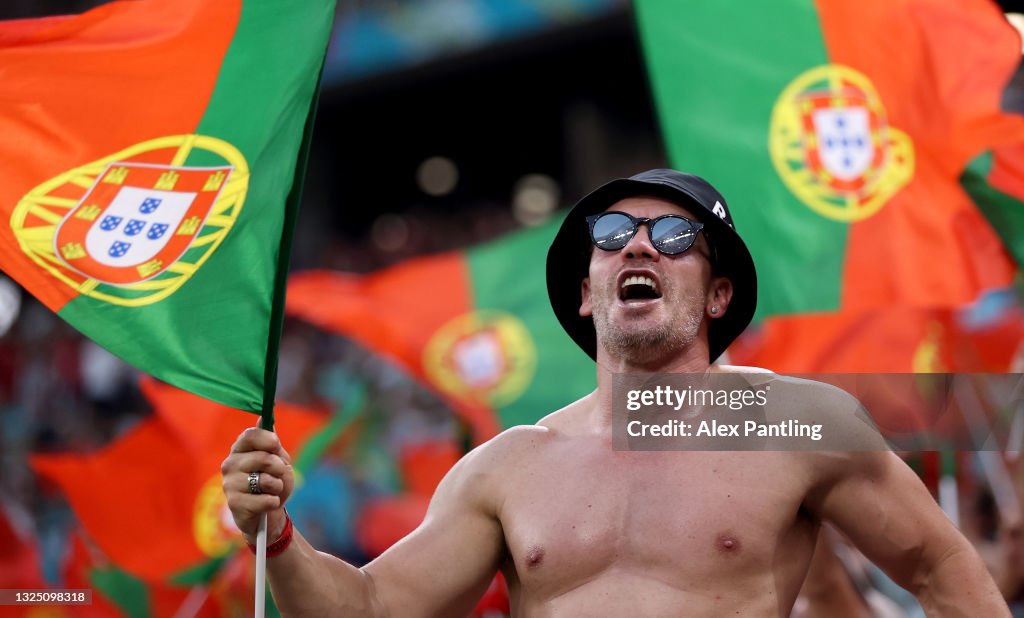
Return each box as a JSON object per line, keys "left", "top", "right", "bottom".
{"left": 256, "top": 414, "right": 271, "bottom": 618}
{"left": 253, "top": 72, "right": 324, "bottom": 617}
{"left": 255, "top": 513, "right": 268, "bottom": 618}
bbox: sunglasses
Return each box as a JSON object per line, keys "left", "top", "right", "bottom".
{"left": 586, "top": 211, "right": 705, "bottom": 256}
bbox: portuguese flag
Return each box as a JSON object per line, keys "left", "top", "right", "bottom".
{"left": 731, "top": 299, "right": 1024, "bottom": 373}
{"left": 636, "top": 0, "right": 1024, "bottom": 319}
{"left": 0, "top": 0, "right": 335, "bottom": 418}
{"left": 63, "top": 528, "right": 284, "bottom": 618}
{"left": 63, "top": 529, "right": 219, "bottom": 618}
{"left": 286, "top": 221, "right": 596, "bottom": 440}
{"left": 962, "top": 141, "right": 1024, "bottom": 269}
{"left": 30, "top": 379, "right": 328, "bottom": 582}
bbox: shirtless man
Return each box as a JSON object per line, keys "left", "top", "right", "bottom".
{"left": 223, "top": 169, "right": 1008, "bottom": 616}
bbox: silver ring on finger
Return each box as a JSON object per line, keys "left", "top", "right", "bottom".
{"left": 248, "top": 471, "right": 262, "bottom": 495}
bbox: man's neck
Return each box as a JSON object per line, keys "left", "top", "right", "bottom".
{"left": 596, "top": 337, "right": 713, "bottom": 374}
{"left": 590, "top": 345, "right": 712, "bottom": 431}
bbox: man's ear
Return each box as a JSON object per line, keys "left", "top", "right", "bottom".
{"left": 707, "top": 277, "right": 733, "bottom": 318}
{"left": 580, "top": 277, "right": 593, "bottom": 317}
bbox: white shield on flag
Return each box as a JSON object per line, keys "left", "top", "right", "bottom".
{"left": 53, "top": 160, "right": 233, "bottom": 286}
{"left": 452, "top": 330, "right": 505, "bottom": 389}
{"left": 812, "top": 106, "right": 873, "bottom": 181}
{"left": 84, "top": 186, "right": 196, "bottom": 268}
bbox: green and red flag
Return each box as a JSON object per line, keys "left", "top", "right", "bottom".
{"left": 30, "top": 379, "right": 329, "bottom": 582}
{"left": 0, "top": 506, "right": 47, "bottom": 609}
{"left": 727, "top": 303, "right": 1024, "bottom": 458}
{"left": 635, "top": 0, "right": 1024, "bottom": 319}
{"left": 731, "top": 302, "right": 1024, "bottom": 373}
{"left": 63, "top": 528, "right": 229, "bottom": 618}
{"left": 64, "top": 527, "right": 292, "bottom": 618}
{"left": 286, "top": 221, "right": 596, "bottom": 440}
{"left": 0, "top": 0, "right": 335, "bottom": 418}
{"left": 63, "top": 530, "right": 148, "bottom": 618}
{"left": 962, "top": 141, "right": 1024, "bottom": 268}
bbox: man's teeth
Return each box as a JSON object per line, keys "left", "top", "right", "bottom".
{"left": 621, "top": 275, "right": 657, "bottom": 292}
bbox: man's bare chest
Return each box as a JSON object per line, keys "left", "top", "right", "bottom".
{"left": 498, "top": 449, "right": 815, "bottom": 595}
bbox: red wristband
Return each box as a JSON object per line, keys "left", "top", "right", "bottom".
{"left": 247, "top": 512, "right": 294, "bottom": 558}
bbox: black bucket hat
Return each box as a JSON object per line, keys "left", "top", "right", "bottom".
{"left": 546, "top": 169, "right": 757, "bottom": 363}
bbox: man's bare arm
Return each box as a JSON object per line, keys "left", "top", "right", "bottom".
{"left": 809, "top": 449, "right": 1008, "bottom": 617}
{"left": 223, "top": 427, "right": 509, "bottom": 616}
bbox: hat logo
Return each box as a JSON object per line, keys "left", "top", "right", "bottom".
{"left": 768, "top": 65, "right": 913, "bottom": 222}
{"left": 711, "top": 200, "right": 728, "bottom": 221}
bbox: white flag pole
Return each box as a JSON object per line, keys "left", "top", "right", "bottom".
{"left": 255, "top": 412, "right": 270, "bottom": 618}
{"left": 255, "top": 513, "right": 268, "bottom": 618}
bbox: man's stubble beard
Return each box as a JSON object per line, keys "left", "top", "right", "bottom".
{"left": 591, "top": 280, "right": 706, "bottom": 363}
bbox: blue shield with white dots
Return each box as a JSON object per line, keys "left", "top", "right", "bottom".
{"left": 108, "top": 241, "right": 131, "bottom": 258}
{"left": 139, "top": 197, "right": 162, "bottom": 214}
{"left": 147, "top": 223, "right": 169, "bottom": 240}
{"left": 124, "top": 219, "right": 146, "bottom": 236}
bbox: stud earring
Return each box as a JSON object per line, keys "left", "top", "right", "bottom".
{"left": 710, "top": 306, "right": 718, "bottom": 315}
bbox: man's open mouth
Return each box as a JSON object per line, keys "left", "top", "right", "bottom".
{"left": 619, "top": 275, "right": 662, "bottom": 303}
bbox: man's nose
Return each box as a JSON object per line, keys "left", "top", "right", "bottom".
{"left": 622, "top": 223, "right": 659, "bottom": 260}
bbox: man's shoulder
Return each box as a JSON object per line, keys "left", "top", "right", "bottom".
{"left": 488, "top": 423, "right": 559, "bottom": 449}
{"left": 435, "top": 424, "right": 559, "bottom": 509}
{"left": 713, "top": 363, "right": 775, "bottom": 374}
{"left": 465, "top": 395, "right": 592, "bottom": 468}
{"left": 714, "top": 365, "right": 860, "bottom": 406}
{"left": 713, "top": 366, "right": 884, "bottom": 450}
{"left": 763, "top": 375, "right": 887, "bottom": 452}
{"left": 462, "top": 424, "right": 560, "bottom": 473}
{"left": 764, "top": 372, "right": 847, "bottom": 393}
{"left": 534, "top": 393, "right": 593, "bottom": 431}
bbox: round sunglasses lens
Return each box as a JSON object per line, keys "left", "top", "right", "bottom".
{"left": 651, "top": 217, "right": 698, "bottom": 254}
{"left": 591, "top": 213, "right": 634, "bottom": 250}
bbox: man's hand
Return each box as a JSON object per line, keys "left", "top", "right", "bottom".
{"left": 221, "top": 427, "right": 295, "bottom": 544}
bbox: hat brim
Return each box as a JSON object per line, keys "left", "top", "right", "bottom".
{"left": 546, "top": 178, "right": 757, "bottom": 363}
